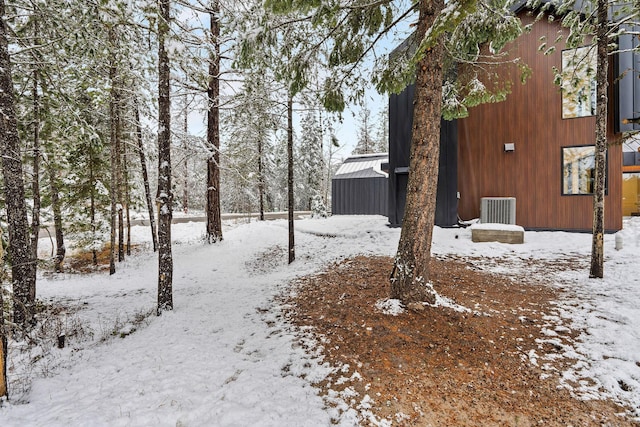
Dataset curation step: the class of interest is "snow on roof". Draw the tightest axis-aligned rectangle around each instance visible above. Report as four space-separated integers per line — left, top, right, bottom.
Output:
334 153 389 180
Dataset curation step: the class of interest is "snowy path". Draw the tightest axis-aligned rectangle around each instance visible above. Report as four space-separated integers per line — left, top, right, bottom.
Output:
1 217 400 426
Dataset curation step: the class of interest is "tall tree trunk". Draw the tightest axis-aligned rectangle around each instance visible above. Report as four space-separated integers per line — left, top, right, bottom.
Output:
0 0 37 327
590 0 608 279
30 70 41 262
157 0 173 314
183 95 189 213
46 154 65 273
287 94 295 264
0 224 7 399
115 81 124 263
258 136 265 221
108 27 118 276
123 139 131 256
206 0 223 243
89 146 98 266
390 0 445 305
134 98 158 252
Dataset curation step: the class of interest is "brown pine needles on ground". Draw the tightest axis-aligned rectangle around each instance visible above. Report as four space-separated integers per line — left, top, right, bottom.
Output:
285 256 639 426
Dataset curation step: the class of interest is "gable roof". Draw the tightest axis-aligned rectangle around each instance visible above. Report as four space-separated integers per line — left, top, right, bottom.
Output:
334 153 389 180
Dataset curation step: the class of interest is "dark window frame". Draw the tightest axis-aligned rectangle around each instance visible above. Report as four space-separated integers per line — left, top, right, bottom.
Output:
561 145 608 196
560 46 597 120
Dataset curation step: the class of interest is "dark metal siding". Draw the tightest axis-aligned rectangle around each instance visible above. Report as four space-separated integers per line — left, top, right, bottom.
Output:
388 84 459 227
331 176 388 215
615 29 640 133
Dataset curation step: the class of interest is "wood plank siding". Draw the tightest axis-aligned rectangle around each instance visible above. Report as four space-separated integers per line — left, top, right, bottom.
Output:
458 13 622 232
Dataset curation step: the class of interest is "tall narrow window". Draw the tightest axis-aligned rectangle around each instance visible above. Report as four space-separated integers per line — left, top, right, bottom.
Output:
562 146 599 195
561 46 597 118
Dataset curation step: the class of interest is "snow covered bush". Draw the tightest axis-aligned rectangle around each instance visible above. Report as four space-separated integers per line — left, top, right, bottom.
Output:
311 195 328 218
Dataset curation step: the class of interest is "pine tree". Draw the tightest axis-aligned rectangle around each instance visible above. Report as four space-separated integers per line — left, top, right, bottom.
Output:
297 110 324 209
221 70 278 216
259 0 526 304
0 0 37 328
206 0 223 243
353 104 376 155
373 104 389 154
287 93 295 264
157 0 173 314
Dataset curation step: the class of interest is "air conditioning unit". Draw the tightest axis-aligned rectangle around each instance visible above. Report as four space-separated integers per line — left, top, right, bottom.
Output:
480 197 516 224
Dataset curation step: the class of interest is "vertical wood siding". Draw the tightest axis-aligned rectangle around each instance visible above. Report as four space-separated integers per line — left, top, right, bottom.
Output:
458 14 622 231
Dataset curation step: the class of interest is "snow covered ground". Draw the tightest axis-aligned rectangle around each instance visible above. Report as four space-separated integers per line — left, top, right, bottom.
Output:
1 215 639 425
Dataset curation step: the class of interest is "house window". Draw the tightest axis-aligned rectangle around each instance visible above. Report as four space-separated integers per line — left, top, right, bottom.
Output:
562 146 598 194
561 46 597 119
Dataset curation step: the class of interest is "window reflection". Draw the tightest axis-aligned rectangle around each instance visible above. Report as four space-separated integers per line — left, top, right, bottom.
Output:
561 47 597 119
563 146 595 194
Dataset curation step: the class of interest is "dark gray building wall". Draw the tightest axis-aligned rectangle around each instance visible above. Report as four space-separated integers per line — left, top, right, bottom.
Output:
615 31 640 133
623 151 640 166
388 84 459 227
331 177 388 215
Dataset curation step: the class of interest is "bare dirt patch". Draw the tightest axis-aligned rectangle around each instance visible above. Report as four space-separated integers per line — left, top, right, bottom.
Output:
285 256 638 426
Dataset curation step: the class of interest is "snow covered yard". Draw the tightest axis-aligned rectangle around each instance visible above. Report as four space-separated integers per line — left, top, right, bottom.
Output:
1 215 639 425
433 216 640 419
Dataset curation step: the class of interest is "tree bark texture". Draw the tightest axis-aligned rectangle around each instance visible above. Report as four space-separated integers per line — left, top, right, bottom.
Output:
108 27 118 276
0 296 6 398
0 224 7 399
157 0 173 314
115 77 124 263
258 137 265 221
390 0 445 305
287 95 295 264
123 138 131 256
590 0 608 279
206 0 223 243
89 146 98 266
134 98 158 252
30 69 41 262
183 96 189 213
46 153 65 273
0 0 37 327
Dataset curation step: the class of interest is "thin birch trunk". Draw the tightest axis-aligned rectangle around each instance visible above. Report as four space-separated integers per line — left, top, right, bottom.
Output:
590 0 608 278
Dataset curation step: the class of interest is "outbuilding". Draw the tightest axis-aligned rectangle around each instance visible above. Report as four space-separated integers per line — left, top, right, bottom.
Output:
331 153 388 216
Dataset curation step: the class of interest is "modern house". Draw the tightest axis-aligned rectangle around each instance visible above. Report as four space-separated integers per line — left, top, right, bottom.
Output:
331 153 389 216
388 5 640 232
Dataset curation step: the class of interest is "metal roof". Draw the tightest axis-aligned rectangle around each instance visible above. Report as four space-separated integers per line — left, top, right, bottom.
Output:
334 153 389 180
